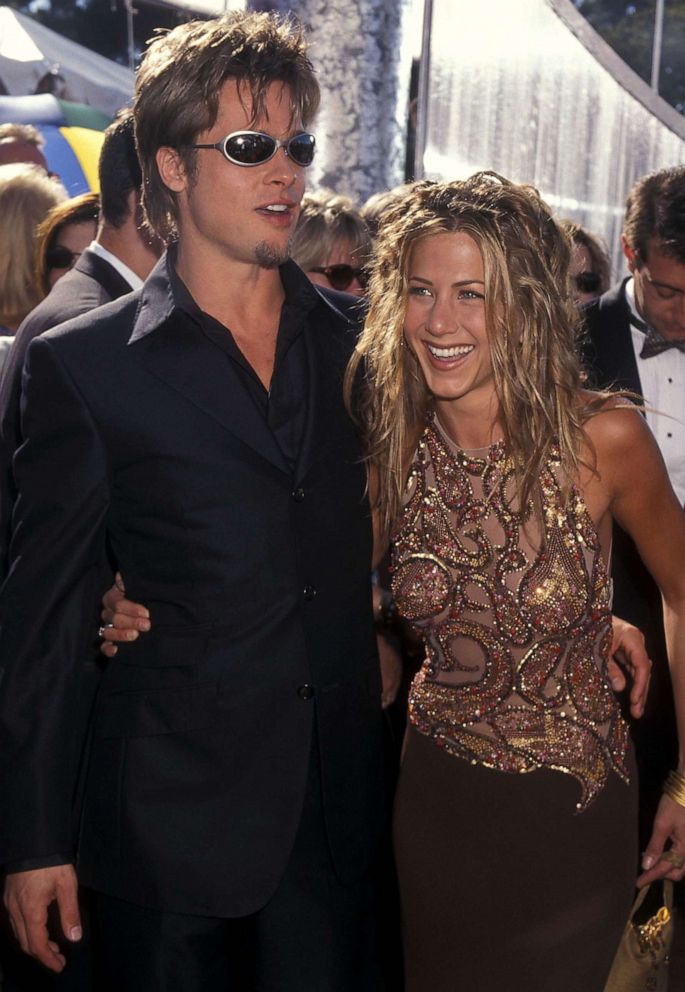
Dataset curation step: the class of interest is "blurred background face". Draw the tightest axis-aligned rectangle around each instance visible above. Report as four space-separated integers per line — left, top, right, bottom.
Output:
569 242 602 305
629 240 685 342
306 237 367 296
47 218 97 287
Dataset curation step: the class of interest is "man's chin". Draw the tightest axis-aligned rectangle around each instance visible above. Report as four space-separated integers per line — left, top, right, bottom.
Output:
255 241 291 270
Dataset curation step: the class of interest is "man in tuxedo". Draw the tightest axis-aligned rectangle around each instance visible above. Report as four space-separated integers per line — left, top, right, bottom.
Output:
583 165 685 845
0 109 162 581
0 13 384 990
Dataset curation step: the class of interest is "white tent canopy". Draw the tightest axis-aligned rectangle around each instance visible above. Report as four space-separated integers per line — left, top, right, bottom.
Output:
0 7 133 117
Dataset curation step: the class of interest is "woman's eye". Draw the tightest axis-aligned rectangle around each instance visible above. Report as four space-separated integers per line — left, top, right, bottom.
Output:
459 289 484 301
408 286 431 297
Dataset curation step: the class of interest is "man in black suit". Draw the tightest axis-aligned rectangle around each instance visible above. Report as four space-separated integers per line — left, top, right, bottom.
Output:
0 108 162 579
583 165 685 846
0 13 384 990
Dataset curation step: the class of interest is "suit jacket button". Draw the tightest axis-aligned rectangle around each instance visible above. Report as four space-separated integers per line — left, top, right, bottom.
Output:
292 487 305 502
298 684 314 700
303 585 317 600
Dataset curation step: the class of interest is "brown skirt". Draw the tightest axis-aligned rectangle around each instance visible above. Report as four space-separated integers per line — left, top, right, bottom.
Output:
393 727 638 992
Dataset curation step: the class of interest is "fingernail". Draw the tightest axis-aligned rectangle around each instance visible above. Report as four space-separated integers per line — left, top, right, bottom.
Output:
140 620 151 631
642 853 655 870
69 926 82 942
126 630 139 641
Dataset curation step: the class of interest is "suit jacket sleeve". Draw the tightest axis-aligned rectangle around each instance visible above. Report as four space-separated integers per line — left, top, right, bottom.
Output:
0 335 110 864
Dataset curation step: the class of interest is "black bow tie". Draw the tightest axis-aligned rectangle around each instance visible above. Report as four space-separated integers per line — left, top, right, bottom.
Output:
630 313 685 359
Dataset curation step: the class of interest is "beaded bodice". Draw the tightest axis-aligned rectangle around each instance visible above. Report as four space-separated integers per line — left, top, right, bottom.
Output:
391 417 630 811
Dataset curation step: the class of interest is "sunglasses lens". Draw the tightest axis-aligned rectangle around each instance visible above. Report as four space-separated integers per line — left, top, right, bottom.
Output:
287 134 316 167
325 266 354 291
46 246 75 270
225 132 277 165
575 271 601 294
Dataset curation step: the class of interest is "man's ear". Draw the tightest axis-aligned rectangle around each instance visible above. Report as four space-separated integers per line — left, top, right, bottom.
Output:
622 233 638 273
156 146 187 194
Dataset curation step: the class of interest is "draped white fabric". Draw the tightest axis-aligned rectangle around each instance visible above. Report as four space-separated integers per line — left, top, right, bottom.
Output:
418 0 685 276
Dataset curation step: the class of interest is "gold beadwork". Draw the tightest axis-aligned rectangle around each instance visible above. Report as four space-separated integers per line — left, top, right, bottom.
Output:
664 770 685 809
391 417 630 812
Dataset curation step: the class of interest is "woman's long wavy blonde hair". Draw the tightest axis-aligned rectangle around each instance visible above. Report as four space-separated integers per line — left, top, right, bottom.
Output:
345 171 591 539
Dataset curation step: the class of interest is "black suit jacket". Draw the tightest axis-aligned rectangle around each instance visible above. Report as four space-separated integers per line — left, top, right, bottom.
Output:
0 256 384 916
0 248 134 576
582 279 642 396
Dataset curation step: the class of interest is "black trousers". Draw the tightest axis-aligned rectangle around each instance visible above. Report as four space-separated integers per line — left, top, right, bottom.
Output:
90 737 384 992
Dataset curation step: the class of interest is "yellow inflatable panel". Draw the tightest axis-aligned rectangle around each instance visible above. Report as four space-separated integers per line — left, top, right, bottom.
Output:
59 126 105 193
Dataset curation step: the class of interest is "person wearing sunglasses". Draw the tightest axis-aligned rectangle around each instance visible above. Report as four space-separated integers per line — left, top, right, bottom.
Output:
34 191 100 295
560 220 610 306
0 12 385 992
291 189 371 297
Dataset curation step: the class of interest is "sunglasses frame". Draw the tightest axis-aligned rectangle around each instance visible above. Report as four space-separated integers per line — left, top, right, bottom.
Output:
309 264 368 292
192 130 316 168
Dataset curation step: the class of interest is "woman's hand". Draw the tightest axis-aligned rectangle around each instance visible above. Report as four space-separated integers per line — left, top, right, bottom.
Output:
638 793 685 887
98 572 150 657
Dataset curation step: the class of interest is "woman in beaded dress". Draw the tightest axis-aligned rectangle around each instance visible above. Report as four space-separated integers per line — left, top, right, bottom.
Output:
346 172 685 991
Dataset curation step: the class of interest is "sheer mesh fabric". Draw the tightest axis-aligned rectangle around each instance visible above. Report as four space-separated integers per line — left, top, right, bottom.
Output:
391 416 630 811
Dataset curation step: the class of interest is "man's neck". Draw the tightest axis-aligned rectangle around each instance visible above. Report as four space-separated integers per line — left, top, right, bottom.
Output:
174 240 286 335
97 223 159 282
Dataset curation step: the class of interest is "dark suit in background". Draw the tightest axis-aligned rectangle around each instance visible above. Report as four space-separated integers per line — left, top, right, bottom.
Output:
583 279 679 847
0 248 133 578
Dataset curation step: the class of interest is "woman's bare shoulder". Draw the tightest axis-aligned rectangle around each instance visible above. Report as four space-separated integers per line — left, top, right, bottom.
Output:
579 389 648 453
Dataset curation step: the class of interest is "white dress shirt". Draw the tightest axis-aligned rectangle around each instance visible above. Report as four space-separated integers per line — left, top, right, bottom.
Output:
625 277 685 505
88 241 144 292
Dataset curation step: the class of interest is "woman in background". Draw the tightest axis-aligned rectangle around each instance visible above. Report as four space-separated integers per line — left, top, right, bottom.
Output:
348 172 685 991
291 189 371 298
34 191 99 296
0 163 65 334
561 219 611 305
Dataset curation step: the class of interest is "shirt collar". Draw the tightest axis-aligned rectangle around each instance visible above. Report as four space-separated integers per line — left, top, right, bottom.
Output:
624 277 646 331
88 240 144 291
127 246 322 346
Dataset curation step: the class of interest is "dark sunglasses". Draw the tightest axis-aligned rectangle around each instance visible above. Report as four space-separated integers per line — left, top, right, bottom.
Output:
192 130 316 168
574 271 601 294
310 264 368 292
46 246 82 270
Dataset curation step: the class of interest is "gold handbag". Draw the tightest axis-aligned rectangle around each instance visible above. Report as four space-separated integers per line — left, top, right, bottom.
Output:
604 880 674 992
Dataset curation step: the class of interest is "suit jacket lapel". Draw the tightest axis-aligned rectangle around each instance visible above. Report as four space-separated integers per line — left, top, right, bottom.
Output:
75 250 133 302
138 313 290 475
597 281 643 395
294 301 356 485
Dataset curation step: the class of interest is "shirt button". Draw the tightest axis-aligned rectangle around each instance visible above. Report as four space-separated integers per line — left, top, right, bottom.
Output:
303 585 317 601
297 684 314 700
292 488 305 502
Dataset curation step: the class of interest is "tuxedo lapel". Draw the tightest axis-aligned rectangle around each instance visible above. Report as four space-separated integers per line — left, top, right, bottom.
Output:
596 281 643 395
138 312 290 474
